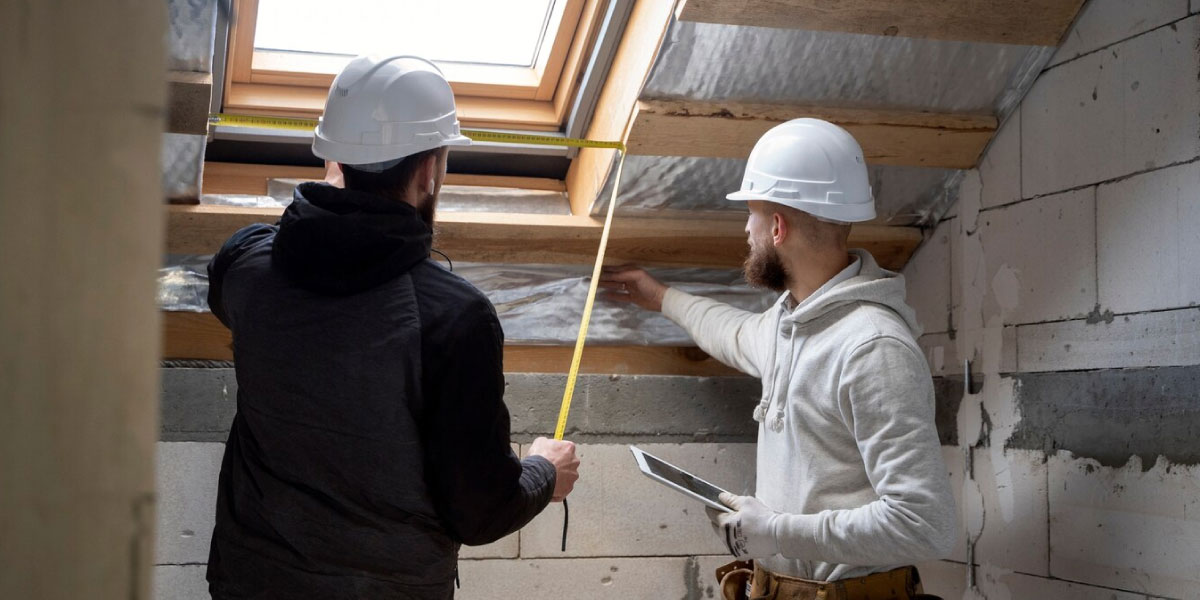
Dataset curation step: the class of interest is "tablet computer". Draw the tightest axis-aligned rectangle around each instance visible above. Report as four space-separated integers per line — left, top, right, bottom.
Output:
629 446 733 513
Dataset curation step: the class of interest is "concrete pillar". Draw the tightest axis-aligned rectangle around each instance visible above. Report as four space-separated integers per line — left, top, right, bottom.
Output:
0 1 166 599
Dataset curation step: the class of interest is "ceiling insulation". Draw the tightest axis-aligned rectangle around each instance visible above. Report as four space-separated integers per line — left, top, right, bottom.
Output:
594 17 1056 228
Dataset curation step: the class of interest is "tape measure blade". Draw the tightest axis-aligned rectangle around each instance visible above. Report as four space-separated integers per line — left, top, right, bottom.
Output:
553 152 625 440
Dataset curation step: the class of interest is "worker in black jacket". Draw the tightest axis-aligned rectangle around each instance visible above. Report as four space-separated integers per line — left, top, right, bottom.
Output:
205 55 580 600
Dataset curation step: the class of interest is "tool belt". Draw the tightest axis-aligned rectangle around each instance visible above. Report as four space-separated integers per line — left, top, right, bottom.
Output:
715 560 942 600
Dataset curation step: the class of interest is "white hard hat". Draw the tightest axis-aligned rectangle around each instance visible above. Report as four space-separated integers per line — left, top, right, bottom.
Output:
726 118 875 223
312 55 471 170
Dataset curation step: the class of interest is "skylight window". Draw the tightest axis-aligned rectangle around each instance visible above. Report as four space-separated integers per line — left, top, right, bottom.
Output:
221 0 599 129
254 0 557 68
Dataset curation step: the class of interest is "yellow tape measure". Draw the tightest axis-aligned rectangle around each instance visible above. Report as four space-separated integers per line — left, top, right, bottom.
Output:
554 153 624 440
208 113 625 151
210 112 624 441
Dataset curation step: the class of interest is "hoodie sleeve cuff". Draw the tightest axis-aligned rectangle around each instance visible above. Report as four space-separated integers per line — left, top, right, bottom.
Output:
774 512 822 560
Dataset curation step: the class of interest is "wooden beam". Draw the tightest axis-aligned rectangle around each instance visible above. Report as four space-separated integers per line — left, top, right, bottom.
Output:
201 162 566 196
677 0 1086 46
162 311 740 376
166 71 212 135
166 204 921 269
627 99 997 169
202 162 325 195
565 0 677 215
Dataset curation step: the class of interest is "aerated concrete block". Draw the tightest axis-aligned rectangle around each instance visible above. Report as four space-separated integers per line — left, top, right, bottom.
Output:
977 187 1097 325
1049 0 1188 67
155 442 224 565
979 108 1021 209
161 368 238 442
1049 452 1200 598
506 374 761 443
519 443 756 558
913 560 967 599
918 327 1016 377
457 557 702 599
972 449 1049 576
977 566 1170 599
1017 307 1200 371
1097 161 1200 314
1023 17 1200 197
903 219 953 336
153 565 209 600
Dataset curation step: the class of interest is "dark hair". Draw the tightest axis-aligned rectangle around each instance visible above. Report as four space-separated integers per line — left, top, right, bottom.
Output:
340 148 441 198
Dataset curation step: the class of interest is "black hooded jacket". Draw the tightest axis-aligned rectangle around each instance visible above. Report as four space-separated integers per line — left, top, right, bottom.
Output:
205 182 555 599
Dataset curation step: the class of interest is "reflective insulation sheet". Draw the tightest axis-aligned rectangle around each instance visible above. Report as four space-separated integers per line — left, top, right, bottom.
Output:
591 20 1056 226
239 179 573 215
167 0 218 72
594 155 960 227
160 256 774 345
163 133 207 203
159 255 212 312
644 20 1055 115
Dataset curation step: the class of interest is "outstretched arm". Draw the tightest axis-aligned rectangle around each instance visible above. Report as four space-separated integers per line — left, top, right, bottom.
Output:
601 266 773 377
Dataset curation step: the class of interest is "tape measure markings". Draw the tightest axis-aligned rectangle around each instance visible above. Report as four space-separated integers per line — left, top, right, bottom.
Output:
554 151 624 440
209 113 624 151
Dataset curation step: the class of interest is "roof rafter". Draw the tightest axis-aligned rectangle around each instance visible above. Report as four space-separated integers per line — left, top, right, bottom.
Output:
627 99 997 169
167 204 921 269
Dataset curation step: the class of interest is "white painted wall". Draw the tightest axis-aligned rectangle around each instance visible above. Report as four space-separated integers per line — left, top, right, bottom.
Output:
904 2 1200 597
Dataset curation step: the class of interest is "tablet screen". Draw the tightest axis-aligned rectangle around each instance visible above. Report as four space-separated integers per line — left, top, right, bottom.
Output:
639 450 727 507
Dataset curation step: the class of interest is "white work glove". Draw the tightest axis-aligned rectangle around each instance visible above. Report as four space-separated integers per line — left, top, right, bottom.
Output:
706 492 781 559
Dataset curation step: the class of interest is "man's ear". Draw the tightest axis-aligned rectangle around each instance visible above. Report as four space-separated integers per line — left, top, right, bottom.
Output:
421 153 440 194
771 212 788 247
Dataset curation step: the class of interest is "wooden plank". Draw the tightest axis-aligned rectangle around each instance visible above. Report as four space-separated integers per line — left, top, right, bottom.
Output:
202 162 325 195
201 162 566 195
162 311 740 376
677 0 1086 46
565 0 677 215
166 204 921 270
166 71 212 135
627 99 997 169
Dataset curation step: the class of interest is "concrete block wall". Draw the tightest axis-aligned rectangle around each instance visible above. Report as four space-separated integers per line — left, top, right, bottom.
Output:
903 2 1200 597
154 369 762 599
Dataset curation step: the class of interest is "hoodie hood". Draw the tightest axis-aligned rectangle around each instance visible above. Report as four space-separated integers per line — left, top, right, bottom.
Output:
779 248 922 337
272 182 432 296
753 248 922 431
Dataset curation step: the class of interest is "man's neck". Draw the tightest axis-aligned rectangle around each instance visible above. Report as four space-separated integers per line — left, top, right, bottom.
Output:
785 250 853 305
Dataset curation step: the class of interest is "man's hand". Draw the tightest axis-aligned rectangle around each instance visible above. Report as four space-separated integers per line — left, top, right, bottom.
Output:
528 437 580 502
706 492 781 559
599 266 668 312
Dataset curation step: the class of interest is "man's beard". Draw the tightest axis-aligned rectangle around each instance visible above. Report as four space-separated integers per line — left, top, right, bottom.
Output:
418 192 437 229
743 242 789 292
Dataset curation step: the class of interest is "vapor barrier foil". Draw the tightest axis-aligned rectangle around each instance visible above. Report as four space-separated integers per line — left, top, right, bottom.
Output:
594 156 960 227
168 0 219 72
163 133 206 203
160 257 774 345
593 20 1055 227
645 20 1054 114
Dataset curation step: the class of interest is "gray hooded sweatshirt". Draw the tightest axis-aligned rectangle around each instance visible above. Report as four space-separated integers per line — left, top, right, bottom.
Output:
662 249 956 581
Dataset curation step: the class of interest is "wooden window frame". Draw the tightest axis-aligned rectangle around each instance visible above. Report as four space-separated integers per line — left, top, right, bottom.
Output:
223 0 605 130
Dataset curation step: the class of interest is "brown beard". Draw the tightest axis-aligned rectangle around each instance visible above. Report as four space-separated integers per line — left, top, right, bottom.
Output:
419 192 437 229
743 242 789 292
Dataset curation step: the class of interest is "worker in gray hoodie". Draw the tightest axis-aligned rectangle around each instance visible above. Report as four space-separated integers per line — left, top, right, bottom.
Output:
601 119 955 600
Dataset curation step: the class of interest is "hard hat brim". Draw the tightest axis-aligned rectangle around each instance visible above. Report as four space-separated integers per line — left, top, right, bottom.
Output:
724 190 876 222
